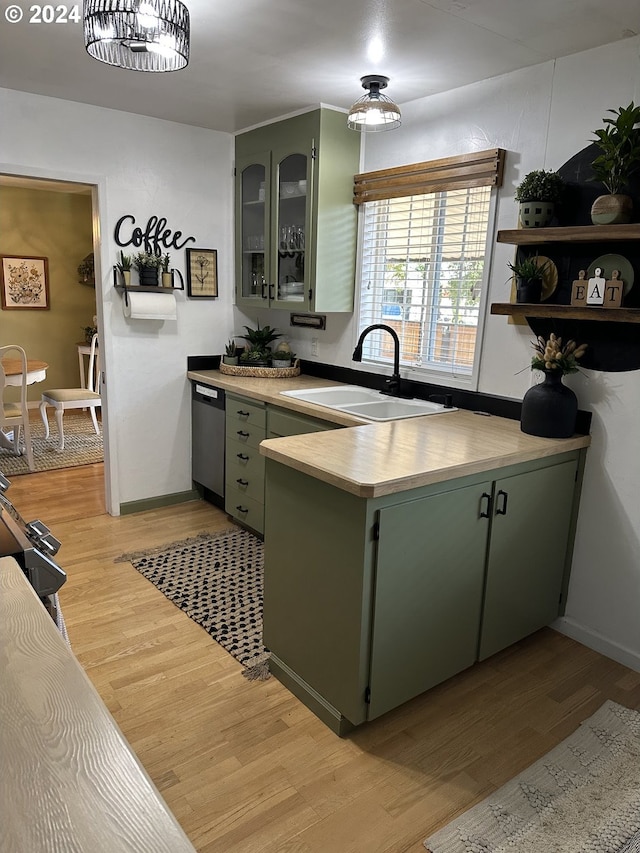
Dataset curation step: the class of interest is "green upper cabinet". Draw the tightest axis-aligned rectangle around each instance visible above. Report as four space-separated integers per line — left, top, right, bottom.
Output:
235 108 361 312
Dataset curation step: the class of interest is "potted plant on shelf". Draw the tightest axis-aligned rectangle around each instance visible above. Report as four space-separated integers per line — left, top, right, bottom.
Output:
515 169 565 228
223 339 239 366
134 251 161 286
239 322 282 366
116 251 132 287
507 256 548 303
521 334 587 438
590 101 640 224
161 253 172 288
271 344 296 368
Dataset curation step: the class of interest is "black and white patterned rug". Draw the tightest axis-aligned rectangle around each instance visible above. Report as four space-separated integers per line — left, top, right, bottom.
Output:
115 528 270 679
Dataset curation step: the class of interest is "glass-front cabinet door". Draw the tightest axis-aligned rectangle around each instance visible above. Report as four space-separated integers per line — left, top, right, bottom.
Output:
272 151 310 307
236 152 270 306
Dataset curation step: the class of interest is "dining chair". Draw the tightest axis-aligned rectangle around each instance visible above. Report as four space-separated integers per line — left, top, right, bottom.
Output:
39 333 101 451
0 345 36 472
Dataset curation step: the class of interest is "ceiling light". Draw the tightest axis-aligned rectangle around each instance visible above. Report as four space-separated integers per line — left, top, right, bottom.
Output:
84 0 190 73
347 75 402 132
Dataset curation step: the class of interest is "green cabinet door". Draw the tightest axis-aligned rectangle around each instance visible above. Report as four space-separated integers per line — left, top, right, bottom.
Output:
368 483 491 721
478 459 578 660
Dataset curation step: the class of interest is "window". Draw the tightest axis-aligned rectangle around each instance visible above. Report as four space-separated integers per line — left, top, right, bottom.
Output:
354 149 504 387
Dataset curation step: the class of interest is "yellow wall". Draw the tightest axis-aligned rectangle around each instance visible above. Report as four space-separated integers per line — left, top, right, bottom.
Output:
1 185 95 402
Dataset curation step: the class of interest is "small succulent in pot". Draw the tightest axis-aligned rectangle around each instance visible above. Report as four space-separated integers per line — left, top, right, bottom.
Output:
507 255 548 304
161 253 171 273
271 347 296 367
222 338 239 365
116 250 132 272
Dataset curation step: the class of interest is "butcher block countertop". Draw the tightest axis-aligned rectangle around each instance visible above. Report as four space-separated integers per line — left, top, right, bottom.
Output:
0 556 195 853
187 369 591 498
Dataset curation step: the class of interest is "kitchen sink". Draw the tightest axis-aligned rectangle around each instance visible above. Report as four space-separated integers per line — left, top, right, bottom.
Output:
280 385 457 421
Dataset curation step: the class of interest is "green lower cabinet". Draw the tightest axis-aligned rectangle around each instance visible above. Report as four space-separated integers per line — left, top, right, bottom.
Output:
478 460 578 660
368 486 490 721
263 450 584 734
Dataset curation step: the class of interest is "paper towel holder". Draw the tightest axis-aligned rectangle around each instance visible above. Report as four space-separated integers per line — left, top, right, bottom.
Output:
113 266 184 308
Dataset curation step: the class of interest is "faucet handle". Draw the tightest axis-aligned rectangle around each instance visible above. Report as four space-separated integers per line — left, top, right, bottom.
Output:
429 393 454 408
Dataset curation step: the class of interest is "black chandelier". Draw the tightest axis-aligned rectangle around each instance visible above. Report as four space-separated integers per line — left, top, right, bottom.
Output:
83 0 190 73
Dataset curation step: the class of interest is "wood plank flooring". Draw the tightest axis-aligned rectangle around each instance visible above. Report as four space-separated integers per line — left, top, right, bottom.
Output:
6 464 640 852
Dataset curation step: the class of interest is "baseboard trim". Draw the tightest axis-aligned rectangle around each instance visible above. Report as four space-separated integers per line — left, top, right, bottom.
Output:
119 490 200 516
553 616 640 673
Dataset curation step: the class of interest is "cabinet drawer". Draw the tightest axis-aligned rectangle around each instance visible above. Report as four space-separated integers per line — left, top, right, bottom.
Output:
226 455 265 503
226 439 265 481
226 419 265 450
226 486 264 535
226 396 267 431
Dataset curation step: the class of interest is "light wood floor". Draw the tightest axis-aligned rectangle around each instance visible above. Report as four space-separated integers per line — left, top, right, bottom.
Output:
6 464 640 853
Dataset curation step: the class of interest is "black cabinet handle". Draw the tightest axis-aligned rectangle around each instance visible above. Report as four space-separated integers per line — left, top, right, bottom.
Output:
236 478 249 486
237 410 250 417
237 430 250 438
479 492 492 518
269 283 275 300
496 490 508 516
236 453 249 461
235 505 248 514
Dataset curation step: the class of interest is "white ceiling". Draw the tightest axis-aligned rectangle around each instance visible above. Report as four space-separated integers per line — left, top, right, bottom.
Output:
1 0 639 134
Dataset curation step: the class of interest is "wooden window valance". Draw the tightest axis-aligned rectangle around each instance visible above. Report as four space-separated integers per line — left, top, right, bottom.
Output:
353 148 505 205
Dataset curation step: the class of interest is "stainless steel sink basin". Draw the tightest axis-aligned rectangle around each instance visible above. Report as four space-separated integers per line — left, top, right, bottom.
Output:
280 385 457 421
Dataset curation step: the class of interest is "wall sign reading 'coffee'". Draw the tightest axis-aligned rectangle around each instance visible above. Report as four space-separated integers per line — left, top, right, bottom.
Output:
114 215 196 256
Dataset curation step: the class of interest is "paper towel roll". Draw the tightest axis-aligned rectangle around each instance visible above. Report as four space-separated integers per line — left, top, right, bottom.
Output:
123 290 177 321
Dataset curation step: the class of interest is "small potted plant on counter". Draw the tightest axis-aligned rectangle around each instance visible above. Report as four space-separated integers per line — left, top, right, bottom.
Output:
507 255 548 303
223 339 239 366
515 169 564 227
134 251 161 286
271 343 296 368
239 321 281 366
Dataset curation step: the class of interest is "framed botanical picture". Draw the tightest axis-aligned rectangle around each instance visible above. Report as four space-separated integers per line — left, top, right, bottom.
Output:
186 248 218 298
1 255 50 310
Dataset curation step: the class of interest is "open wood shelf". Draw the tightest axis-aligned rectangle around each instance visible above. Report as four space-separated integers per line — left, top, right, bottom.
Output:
491 303 640 323
497 224 640 245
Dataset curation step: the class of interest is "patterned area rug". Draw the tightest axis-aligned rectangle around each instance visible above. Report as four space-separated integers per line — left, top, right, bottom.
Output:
115 528 270 680
0 414 103 476
425 700 640 853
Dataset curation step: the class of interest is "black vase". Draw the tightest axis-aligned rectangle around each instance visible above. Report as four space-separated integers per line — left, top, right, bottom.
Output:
516 276 543 303
520 370 578 438
139 267 159 286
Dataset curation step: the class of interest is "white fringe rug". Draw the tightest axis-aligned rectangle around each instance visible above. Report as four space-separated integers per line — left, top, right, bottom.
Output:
425 700 640 853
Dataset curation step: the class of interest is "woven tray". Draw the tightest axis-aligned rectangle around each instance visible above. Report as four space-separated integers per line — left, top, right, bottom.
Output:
219 359 301 378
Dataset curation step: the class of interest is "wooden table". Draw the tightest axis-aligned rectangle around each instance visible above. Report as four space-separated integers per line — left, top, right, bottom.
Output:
0 555 196 852
2 358 48 386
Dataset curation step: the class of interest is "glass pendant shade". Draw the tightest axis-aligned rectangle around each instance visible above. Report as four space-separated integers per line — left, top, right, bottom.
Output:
84 0 190 72
347 75 402 132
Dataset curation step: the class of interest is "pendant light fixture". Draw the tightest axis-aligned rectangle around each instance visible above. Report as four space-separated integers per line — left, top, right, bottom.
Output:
347 75 402 132
84 0 190 73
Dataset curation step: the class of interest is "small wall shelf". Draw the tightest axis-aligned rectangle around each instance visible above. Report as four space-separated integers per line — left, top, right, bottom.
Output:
497 224 640 245
491 303 640 323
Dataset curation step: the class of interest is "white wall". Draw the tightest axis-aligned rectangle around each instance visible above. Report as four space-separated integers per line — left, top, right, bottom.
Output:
0 88 234 510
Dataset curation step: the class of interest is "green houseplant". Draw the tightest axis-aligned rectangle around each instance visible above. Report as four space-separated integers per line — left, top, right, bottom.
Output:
271 347 296 368
590 101 640 224
239 322 281 366
116 251 132 287
134 251 161 286
515 170 564 228
507 255 548 303
223 338 238 366
161 253 172 288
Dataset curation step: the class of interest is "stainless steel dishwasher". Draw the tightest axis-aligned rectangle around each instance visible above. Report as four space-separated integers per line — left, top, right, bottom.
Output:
191 382 225 508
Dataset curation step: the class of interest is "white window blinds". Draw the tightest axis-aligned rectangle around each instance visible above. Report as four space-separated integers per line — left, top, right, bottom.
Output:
355 150 503 385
